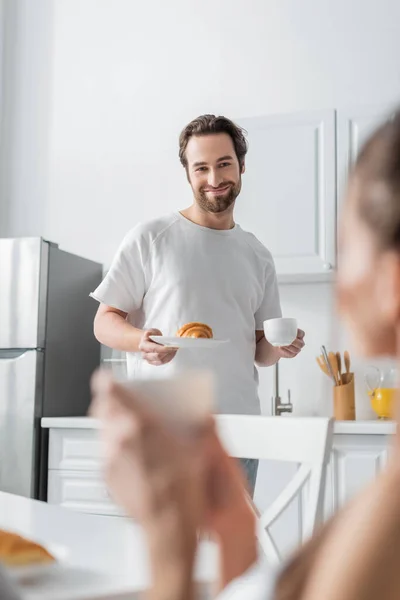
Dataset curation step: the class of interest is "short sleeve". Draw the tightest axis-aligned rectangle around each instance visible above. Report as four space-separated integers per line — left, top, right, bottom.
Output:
254 259 282 330
90 227 149 314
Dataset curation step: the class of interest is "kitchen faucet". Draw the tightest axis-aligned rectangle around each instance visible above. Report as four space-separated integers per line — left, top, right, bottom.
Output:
271 361 293 416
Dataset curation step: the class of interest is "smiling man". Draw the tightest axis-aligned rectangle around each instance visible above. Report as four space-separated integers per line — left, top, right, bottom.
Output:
91 114 305 492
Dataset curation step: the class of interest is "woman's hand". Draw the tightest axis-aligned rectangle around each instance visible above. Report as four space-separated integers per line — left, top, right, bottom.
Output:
90 370 258 597
90 371 212 600
203 436 258 589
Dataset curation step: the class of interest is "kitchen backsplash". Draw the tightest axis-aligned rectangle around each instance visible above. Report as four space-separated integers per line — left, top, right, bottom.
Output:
260 281 396 420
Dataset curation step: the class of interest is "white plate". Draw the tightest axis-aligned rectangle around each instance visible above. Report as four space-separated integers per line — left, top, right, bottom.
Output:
150 336 229 349
12 565 140 599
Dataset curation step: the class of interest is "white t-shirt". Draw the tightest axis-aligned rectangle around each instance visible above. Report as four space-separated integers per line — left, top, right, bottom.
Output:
92 212 281 414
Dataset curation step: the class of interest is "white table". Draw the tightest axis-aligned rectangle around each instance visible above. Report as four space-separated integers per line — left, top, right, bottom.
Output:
0 492 217 599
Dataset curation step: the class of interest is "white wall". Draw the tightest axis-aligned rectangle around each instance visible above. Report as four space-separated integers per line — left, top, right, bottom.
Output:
3 0 400 416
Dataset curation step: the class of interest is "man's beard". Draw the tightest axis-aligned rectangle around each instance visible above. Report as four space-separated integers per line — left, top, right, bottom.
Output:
195 179 242 214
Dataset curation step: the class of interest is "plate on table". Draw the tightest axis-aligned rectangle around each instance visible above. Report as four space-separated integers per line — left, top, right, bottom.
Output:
149 336 229 349
12 566 140 600
6 544 139 599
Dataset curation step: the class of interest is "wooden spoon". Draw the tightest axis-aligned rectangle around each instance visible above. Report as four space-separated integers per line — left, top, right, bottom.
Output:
344 350 351 374
336 352 342 384
329 351 341 386
316 356 331 378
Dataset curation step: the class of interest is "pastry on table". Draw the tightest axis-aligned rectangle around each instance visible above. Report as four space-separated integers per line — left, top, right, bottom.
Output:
0 529 55 567
176 322 213 339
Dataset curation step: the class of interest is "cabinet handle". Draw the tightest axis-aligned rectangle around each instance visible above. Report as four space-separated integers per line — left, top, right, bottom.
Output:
323 263 333 271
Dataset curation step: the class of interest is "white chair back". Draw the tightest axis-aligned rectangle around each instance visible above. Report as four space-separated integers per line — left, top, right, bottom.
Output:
216 415 333 564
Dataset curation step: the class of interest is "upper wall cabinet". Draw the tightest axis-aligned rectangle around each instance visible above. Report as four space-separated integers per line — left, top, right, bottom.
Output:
235 110 336 283
336 105 393 205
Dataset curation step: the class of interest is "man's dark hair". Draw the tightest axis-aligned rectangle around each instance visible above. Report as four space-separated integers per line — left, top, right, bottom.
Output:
179 114 248 169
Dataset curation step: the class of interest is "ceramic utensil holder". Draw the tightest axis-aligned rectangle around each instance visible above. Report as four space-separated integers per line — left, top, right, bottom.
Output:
333 373 355 420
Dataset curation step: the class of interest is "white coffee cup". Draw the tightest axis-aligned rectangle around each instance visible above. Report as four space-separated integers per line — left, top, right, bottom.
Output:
121 370 215 431
263 317 298 347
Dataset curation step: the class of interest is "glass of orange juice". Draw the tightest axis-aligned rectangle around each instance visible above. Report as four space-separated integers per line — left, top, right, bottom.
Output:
365 366 398 419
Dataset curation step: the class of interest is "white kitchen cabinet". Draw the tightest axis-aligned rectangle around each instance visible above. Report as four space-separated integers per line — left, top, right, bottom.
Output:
46 424 124 518
43 419 395 560
235 110 336 283
336 104 394 204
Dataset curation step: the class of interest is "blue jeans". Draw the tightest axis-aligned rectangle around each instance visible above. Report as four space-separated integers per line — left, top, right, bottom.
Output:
238 458 259 498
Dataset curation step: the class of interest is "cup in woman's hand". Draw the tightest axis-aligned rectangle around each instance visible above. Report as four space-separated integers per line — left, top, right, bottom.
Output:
122 370 215 432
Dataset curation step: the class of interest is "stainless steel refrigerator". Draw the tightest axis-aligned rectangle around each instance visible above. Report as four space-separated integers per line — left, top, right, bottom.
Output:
0 238 103 500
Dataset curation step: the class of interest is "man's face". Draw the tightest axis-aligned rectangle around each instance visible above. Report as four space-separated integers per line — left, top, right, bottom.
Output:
184 133 243 214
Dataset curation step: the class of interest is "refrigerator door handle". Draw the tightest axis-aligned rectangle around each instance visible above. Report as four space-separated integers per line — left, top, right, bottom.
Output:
0 238 48 349
0 350 43 497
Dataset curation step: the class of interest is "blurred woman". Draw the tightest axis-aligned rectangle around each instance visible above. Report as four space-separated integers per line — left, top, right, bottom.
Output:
91 110 400 600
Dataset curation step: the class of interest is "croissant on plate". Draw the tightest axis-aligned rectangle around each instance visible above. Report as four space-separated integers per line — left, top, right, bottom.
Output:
0 529 55 567
176 322 213 339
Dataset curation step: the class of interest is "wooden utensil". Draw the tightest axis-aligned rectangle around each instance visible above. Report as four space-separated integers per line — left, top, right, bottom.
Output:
336 352 342 384
316 356 331 378
344 350 351 374
329 351 341 386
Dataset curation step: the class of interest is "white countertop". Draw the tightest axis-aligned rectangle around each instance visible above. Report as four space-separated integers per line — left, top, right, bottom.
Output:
0 492 216 599
42 417 99 429
333 420 396 435
41 416 397 435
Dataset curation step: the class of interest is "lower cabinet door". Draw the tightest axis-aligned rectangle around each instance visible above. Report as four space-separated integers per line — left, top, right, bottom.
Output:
48 470 125 517
331 435 389 509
